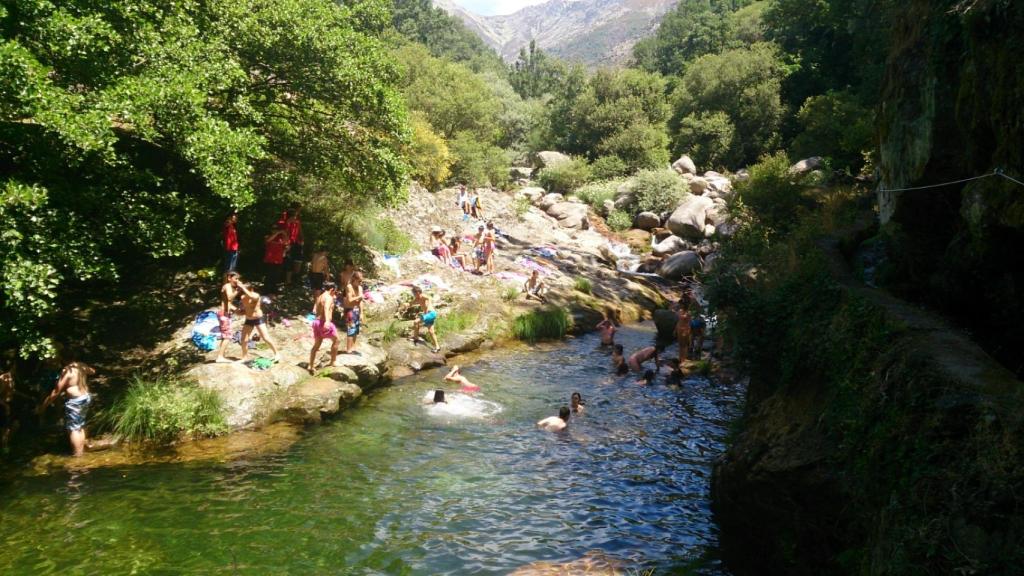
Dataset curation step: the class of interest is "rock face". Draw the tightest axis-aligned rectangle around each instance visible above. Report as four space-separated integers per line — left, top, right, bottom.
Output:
671 154 698 175
281 378 362 424
658 250 701 279
537 192 564 210
789 156 824 175
536 151 571 168
652 235 689 257
634 211 661 230
666 195 715 239
547 202 590 230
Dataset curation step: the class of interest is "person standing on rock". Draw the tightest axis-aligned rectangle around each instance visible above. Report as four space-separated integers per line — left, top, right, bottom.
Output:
37 361 94 457
223 210 239 273
470 189 485 220
337 261 356 294
309 281 340 375
481 221 497 275
284 204 304 287
410 286 441 353
263 223 289 294
237 282 281 364
343 271 364 355
216 271 241 363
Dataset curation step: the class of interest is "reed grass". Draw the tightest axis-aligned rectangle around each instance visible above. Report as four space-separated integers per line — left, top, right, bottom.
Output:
511 306 572 343
104 376 228 444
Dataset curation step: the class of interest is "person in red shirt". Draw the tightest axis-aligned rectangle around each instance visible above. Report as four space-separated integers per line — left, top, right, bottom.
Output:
263 223 289 294
284 204 304 287
223 211 239 272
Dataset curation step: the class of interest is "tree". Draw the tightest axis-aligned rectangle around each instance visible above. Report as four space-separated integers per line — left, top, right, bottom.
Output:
509 41 568 99
391 0 505 73
632 0 759 75
0 0 409 358
407 113 453 190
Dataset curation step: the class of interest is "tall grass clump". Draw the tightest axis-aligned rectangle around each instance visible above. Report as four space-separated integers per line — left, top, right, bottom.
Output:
434 310 476 338
106 377 228 444
573 277 593 294
502 287 521 302
512 306 572 343
379 319 405 344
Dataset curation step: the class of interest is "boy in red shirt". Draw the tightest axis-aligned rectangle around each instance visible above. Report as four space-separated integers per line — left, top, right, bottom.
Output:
223 211 239 272
284 204 304 287
263 224 289 294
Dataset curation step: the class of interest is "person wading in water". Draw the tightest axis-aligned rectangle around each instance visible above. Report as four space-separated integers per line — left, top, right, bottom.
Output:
37 361 95 456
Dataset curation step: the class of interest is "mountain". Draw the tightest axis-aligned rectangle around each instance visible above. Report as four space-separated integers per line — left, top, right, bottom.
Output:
432 0 677 66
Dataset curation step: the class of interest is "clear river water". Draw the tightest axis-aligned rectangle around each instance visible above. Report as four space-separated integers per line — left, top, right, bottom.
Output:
0 322 742 575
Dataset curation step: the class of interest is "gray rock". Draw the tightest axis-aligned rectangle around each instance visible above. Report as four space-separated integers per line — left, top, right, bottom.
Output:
671 155 698 176
537 151 571 168
704 223 717 238
653 309 678 340
537 192 564 210
517 186 545 203
705 176 733 198
735 169 750 182
652 235 690 257
601 199 616 216
547 202 590 230
635 211 661 230
281 378 362 424
510 166 534 179
706 204 730 227
666 194 715 239
716 221 739 238
789 156 824 175
688 177 709 195
659 250 702 280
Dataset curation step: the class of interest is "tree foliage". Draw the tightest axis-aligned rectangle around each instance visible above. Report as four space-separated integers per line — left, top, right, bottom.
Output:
0 0 409 358
391 0 505 73
509 41 568 100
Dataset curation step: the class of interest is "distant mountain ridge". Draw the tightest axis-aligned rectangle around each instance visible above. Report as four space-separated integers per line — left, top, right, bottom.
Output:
432 0 676 65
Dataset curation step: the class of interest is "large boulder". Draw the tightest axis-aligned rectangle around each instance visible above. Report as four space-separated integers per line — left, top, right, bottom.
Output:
671 155 698 176
280 378 362 424
706 204 731 227
666 195 715 239
634 211 661 231
658 250 702 280
536 151 571 168
612 181 635 210
688 177 709 195
188 362 272 429
547 202 590 230
653 309 679 341
516 186 545 203
652 235 690 257
789 156 824 176
510 166 534 180
537 192 564 210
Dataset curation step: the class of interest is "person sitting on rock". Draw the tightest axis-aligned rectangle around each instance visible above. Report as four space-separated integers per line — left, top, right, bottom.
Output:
237 282 281 364
308 281 340 374
444 365 479 392
537 406 570 432
429 227 451 266
469 189 485 220
523 270 547 302
627 345 661 373
449 237 472 271
410 286 441 353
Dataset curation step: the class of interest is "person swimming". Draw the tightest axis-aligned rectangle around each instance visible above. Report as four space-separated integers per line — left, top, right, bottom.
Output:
537 406 571 432
429 389 446 404
612 344 626 372
444 365 480 392
422 389 502 419
570 392 585 415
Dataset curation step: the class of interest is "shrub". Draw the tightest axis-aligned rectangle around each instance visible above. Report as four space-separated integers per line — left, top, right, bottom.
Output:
792 90 873 174
105 377 228 444
449 131 510 189
607 209 632 231
434 309 476 338
512 306 572 343
359 216 414 255
736 151 810 233
502 287 520 302
590 156 630 180
537 157 592 194
573 277 593 294
595 121 671 172
631 169 687 214
575 181 619 214
675 111 736 170
513 196 531 220
408 112 452 190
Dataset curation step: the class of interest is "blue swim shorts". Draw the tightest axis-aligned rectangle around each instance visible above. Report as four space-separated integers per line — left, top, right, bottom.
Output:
420 310 437 327
65 394 92 432
345 307 361 337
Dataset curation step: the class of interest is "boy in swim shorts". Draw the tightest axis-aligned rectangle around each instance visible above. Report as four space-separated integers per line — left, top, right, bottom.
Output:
410 286 441 353
215 272 240 363
237 282 280 364
308 282 340 374
343 271 364 354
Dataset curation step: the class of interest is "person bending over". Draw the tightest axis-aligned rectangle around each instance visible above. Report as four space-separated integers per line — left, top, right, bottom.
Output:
444 365 479 392
627 346 661 373
537 406 571 432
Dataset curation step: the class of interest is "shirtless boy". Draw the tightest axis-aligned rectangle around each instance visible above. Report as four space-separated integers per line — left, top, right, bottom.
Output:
343 271 364 354
308 281 340 374
410 286 441 353
523 270 547 302
537 406 570 432
37 361 94 456
627 346 660 373
444 365 479 392
215 272 240 363
596 307 618 346
308 246 330 294
237 282 280 363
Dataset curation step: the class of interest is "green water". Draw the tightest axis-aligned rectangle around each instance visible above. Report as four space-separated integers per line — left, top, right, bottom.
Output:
0 323 742 574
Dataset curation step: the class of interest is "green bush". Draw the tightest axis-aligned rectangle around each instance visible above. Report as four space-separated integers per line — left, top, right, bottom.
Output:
513 196 531 220
675 111 736 170
512 306 572 343
378 319 405 344
575 181 620 214
537 158 593 194
792 90 873 174
631 169 687 214
105 377 228 444
359 216 414 255
736 151 810 233
449 131 510 188
434 309 476 338
573 277 593 294
595 121 671 172
590 156 630 180
607 210 633 231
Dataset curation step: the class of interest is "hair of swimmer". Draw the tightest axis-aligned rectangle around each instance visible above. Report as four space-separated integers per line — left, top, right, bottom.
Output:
643 369 655 382
559 406 571 421
571 391 584 405
613 344 624 354
433 389 446 403
616 363 629 375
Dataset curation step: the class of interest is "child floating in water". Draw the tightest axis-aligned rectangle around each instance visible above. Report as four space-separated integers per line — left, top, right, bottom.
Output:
444 365 480 392
537 406 570 432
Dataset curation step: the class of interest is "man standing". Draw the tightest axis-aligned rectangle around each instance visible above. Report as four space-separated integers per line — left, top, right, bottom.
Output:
343 271 364 355
37 361 94 456
215 271 240 363
263 224 289 294
308 245 330 295
410 286 441 353
309 281 340 374
223 211 239 272
284 204 304 287
236 281 281 363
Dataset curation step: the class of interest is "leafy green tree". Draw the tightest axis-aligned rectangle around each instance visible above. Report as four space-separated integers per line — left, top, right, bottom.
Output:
632 0 759 74
670 42 790 168
537 158 593 194
408 113 453 190
448 131 510 188
391 0 505 73
792 90 873 172
0 0 409 358
735 151 810 233
509 41 569 99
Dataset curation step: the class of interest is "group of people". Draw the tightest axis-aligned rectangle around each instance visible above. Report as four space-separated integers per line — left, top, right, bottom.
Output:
429 221 498 276
222 203 306 295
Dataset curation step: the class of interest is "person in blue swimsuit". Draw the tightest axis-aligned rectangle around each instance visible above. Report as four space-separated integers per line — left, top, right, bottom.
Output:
410 286 441 353
37 361 95 456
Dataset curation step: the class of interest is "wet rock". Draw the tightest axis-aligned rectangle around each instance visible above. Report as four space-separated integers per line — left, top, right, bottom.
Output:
666 195 714 239
658 250 702 280
652 234 689 257
536 151 571 168
280 377 362 424
547 202 590 230
671 154 698 176
634 211 661 230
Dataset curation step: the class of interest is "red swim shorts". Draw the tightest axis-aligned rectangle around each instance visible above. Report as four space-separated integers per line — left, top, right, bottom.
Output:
312 319 337 340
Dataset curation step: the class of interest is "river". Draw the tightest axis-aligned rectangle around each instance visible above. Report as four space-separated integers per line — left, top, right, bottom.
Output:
0 322 742 575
